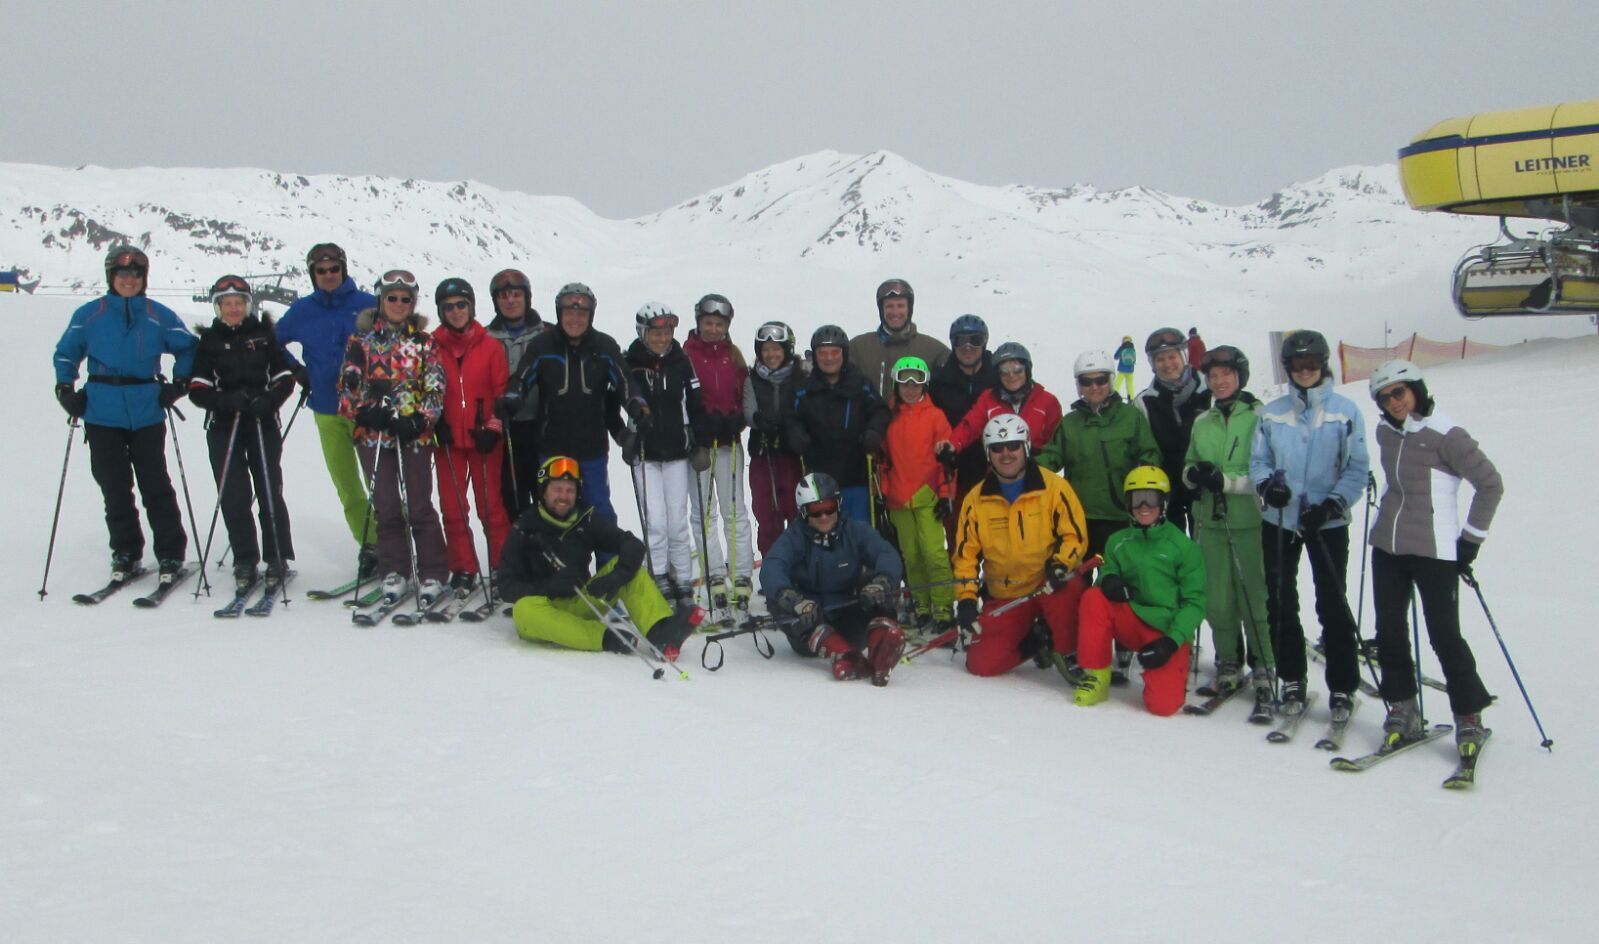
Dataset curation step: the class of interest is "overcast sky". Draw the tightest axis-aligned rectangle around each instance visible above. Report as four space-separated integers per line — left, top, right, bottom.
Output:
5 1 1592 218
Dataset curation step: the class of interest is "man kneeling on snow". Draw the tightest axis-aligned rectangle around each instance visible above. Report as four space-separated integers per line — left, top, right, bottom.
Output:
500 456 699 656
759 472 907 685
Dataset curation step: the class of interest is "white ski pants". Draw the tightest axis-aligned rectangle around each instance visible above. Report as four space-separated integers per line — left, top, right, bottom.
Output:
691 444 754 580
631 459 696 584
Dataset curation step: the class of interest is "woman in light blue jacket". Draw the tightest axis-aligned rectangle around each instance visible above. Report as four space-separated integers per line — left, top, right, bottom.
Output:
1248 330 1369 722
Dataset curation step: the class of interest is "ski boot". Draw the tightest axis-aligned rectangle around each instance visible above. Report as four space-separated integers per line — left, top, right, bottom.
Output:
1073 667 1112 707
233 562 259 593
865 617 907 687
710 577 730 614
417 578 447 607
1051 651 1084 687
675 584 699 618
263 561 288 587
1019 618 1052 669
1382 696 1424 748
1248 669 1276 724
1214 660 1245 694
731 575 753 611
381 572 411 604
1277 679 1308 718
157 558 185 587
448 571 478 597
111 550 141 582
647 608 703 660
1454 712 1487 753
1111 644 1133 686
809 625 869 681
1328 691 1355 725
357 545 379 581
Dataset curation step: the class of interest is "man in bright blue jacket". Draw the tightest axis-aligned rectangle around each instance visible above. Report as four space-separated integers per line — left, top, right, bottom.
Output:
1249 330 1370 716
274 243 378 574
53 245 198 582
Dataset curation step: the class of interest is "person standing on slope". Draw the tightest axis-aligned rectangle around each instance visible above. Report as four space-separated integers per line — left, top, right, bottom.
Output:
501 457 700 657
760 473 907 684
1072 466 1206 716
683 293 756 611
624 303 705 613
743 320 805 557
53 245 197 585
276 243 379 578
937 341 1061 469
337 270 450 604
515 282 644 526
1249 330 1369 721
430 277 511 595
1182 345 1274 714
929 314 997 550
952 414 1092 679
848 278 950 399
186 275 298 589
1113 335 1137 401
484 268 546 517
785 325 890 523
1366 360 1502 752
879 356 956 635
1134 326 1211 535
1186 327 1206 370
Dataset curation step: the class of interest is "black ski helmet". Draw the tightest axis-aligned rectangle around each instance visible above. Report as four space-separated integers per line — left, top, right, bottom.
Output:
1199 345 1250 389
949 313 988 347
1144 327 1186 366
754 321 797 362
1280 330 1331 374
435 277 475 310
875 278 914 319
694 293 734 323
809 324 850 365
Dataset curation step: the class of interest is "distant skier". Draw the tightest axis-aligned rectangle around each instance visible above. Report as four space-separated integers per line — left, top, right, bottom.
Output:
1133 326 1211 535
1113 335 1137 400
53 245 197 585
849 278 950 399
1186 327 1206 369
1366 360 1502 751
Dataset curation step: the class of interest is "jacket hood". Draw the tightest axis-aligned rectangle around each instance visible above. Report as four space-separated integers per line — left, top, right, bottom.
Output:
313 276 361 307
486 309 544 333
1070 392 1125 415
626 336 686 366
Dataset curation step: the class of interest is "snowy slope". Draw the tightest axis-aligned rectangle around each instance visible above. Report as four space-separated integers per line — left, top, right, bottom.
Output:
2 294 1591 943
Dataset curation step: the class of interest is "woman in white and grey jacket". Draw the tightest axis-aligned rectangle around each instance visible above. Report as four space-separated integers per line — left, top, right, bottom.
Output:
1367 360 1502 750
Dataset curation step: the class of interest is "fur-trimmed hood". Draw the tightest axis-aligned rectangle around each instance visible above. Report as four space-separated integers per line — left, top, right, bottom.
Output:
356 306 430 334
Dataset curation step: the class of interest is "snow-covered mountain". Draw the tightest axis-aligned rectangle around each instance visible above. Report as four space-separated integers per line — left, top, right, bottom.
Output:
0 151 1570 359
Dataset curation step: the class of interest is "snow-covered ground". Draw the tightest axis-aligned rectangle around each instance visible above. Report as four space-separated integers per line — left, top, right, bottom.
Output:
3 294 1591 943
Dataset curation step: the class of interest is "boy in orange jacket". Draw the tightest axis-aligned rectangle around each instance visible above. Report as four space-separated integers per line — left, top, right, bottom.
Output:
879 356 956 632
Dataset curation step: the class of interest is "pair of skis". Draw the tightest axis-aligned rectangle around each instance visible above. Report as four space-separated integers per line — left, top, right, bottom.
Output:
1332 725 1490 789
73 565 195 608
213 570 295 618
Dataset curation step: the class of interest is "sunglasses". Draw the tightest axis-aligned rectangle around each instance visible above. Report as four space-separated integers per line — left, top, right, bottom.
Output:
313 265 343 277
952 333 985 349
894 368 929 385
1078 374 1111 387
1289 359 1322 373
1127 488 1164 510
998 364 1027 377
987 441 1025 454
383 294 413 304
493 285 525 297
805 500 840 519
1375 385 1409 405
111 266 145 279
756 323 791 343
441 299 472 314
697 298 733 320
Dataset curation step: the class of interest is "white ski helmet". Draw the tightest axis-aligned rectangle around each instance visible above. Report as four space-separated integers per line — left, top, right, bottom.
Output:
982 413 1032 456
1368 359 1424 398
635 302 679 339
1074 350 1116 378
794 472 841 510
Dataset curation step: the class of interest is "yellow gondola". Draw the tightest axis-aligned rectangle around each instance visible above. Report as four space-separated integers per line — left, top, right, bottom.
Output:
1399 99 1599 318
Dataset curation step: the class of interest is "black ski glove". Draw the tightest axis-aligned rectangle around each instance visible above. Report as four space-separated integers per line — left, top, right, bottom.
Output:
933 497 953 520
1189 461 1224 494
1137 635 1178 670
1455 537 1481 574
861 429 884 454
689 447 711 473
624 396 648 424
778 589 820 629
754 410 782 435
55 383 87 418
1099 574 1134 603
1259 474 1291 510
391 414 426 444
586 567 630 599
472 427 501 453
936 443 958 474
859 574 894 609
1046 561 1073 592
218 389 252 413
494 392 522 421
160 379 189 408
355 404 392 431
433 418 453 445
787 429 811 455
956 598 980 631
1299 497 1344 533
248 394 277 419
543 569 581 599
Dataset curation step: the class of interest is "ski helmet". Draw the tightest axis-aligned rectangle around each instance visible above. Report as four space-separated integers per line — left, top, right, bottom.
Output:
1144 327 1186 366
306 243 346 269
949 313 989 348
1280 330 1330 374
434 277 475 318
1074 350 1116 379
104 244 149 291
1123 464 1171 523
1368 359 1423 398
795 472 841 510
992 341 1032 371
635 302 679 339
1200 345 1250 389
374 269 419 299
891 355 931 386
754 321 796 361
809 324 850 363
875 278 914 319
538 455 583 489
489 268 533 317
554 282 596 314
982 413 1032 456
694 293 734 323
209 274 252 318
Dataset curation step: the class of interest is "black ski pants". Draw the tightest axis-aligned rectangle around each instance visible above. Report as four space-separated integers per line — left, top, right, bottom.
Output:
500 417 540 520
206 414 294 568
1262 523 1359 694
783 602 894 656
1371 548 1492 715
86 421 186 563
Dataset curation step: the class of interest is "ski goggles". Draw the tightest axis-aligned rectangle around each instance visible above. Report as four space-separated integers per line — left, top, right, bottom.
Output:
997 363 1027 377
755 323 792 343
1127 488 1165 510
1146 329 1184 354
557 296 595 313
696 297 733 319
541 456 582 484
307 243 346 266
1078 373 1112 387
376 270 419 293
804 499 840 519
952 333 985 349
210 275 251 298
893 365 929 385
640 312 679 330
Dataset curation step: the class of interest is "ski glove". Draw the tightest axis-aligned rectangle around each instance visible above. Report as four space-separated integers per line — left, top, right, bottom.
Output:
1137 635 1178 670
754 410 782 435
1259 474 1292 510
218 389 252 414
933 497 953 521
1299 497 1343 533
778 590 820 628
494 392 522 421
861 429 884 454
956 598 980 631
1045 562 1073 592
624 397 648 423
787 429 812 456
543 569 581 599
936 442 958 474
689 447 711 473
1455 537 1481 574
355 404 393 431
248 395 277 419
433 418 453 445
391 414 426 444
1099 574 1134 603
160 379 189 409
859 574 895 609
55 383 87 419
1188 461 1223 494
586 567 631 599
472 427 501 453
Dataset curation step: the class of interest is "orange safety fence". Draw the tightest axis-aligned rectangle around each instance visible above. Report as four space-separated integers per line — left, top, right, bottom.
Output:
1339 334 1508 383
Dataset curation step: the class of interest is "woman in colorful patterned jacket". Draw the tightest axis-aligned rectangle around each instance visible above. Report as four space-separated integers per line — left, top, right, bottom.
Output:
338 270 449 605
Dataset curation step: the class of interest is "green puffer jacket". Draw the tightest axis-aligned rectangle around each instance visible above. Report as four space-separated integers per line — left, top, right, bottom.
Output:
1182 393 1264 530
1101 520 1207 645
1035 396 1160 521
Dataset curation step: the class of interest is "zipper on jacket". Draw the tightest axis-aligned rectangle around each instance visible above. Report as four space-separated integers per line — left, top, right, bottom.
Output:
1388 431 1407 548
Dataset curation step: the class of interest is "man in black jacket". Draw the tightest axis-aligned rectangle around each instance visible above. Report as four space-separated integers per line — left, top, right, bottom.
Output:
928 313 995 549
501 456 698 655
785 325 890 523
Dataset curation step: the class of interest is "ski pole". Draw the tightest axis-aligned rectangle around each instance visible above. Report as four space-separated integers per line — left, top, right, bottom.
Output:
38 417 80 600
558 560 686 680
255 416 292 605
905 559 1101 662
280 385 309 442
1460 571 1553 750
1356 472 1375 637
1411 590 1425 721
1271 515 1287 703
471 449 499 605
701 615 778 671
697 441 718 614
729 436 743 607
166 406 213 596
194 411 243 600
632 432 656 580
393 434 425 617
504 420 523 516
352 438 384 606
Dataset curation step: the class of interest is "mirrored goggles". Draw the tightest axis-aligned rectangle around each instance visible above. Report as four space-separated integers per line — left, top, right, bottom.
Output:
1127 488 1165 510
755 323 791 343
543 457 582 482
804 499 840 519
211 276 251 297
697 297 733 319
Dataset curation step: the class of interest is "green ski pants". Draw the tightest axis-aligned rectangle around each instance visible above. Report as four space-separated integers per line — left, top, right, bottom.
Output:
1198 525 1273 668
316 413 375 548
888 487 954 621
513 560 673 651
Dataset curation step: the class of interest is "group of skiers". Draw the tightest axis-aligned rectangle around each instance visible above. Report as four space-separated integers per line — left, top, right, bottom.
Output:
51 244 1504 753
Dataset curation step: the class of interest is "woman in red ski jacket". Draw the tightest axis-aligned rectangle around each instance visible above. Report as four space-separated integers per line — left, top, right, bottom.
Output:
941 342 1061 457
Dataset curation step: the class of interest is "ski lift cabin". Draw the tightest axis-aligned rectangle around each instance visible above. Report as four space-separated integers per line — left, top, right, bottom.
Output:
1399 99 1599 319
